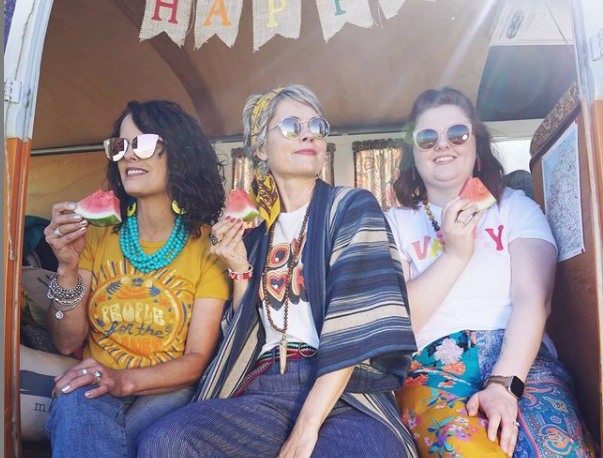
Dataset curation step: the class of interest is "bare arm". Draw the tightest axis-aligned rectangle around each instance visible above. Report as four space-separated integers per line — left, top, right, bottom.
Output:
47 268 92 354
210 217 250 313
278 366 355 458
404 197 482 331
467 238 556 456
44 201 91 354
55 297 225 398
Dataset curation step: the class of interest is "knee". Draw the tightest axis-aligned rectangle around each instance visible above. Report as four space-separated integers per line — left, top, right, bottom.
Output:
137 420 178 457
46 386 122 435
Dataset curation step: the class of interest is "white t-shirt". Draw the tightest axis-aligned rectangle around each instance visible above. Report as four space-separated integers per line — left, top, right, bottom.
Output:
385 187 557 351
259 204 320 354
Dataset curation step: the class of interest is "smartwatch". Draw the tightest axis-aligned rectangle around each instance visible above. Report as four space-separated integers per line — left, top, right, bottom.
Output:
484 375 525 399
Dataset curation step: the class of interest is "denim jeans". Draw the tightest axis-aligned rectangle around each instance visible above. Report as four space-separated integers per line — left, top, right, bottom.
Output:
45 384 196 458
138 354 408 457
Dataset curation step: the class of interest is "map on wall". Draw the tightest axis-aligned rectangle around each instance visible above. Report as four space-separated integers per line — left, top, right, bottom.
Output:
542 121 585 262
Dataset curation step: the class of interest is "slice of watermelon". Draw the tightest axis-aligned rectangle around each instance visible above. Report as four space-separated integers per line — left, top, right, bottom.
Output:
224 189 261 222
458 177 496 212
76 190 122 227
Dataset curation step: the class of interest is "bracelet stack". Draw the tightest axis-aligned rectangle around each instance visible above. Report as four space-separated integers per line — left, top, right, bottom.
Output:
46 273 86 320
228 265 253 281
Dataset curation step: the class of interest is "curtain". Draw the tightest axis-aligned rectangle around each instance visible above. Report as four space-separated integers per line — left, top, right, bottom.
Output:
231 143 336 192
353 139 404 211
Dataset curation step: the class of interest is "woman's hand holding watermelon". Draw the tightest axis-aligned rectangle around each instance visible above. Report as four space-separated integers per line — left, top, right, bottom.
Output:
45 201 88 270
440 196 483 262
209 216 249 272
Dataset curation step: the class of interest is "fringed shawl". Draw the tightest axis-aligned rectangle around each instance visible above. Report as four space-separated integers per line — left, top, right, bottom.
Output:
194 180 417 455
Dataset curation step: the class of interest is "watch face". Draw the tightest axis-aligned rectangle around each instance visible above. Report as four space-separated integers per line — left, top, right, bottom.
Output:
509 376 525 398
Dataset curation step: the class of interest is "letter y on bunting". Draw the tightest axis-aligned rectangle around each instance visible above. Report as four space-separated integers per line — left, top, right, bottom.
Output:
140 0 193 46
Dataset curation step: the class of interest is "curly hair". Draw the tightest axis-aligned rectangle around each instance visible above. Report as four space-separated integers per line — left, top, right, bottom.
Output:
106 100 225 238
394 87 504 209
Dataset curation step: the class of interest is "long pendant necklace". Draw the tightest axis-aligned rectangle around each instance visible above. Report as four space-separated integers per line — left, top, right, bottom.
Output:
261 197 313 375
423 199 444 243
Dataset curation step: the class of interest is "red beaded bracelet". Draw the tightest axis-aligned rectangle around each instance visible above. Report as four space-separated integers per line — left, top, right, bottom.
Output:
228 266 253 281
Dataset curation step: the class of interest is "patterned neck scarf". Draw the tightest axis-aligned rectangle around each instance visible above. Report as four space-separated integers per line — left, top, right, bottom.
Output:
250 88 283 231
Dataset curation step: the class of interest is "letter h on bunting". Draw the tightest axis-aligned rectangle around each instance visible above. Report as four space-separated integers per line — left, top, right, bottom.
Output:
140 0 193 46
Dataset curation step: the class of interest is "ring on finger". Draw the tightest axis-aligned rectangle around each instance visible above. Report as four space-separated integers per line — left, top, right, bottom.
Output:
93 370 102 384
81 368 88 376
209 233 220 246
54 227 64 238
512 420 520 428
455 219 466 225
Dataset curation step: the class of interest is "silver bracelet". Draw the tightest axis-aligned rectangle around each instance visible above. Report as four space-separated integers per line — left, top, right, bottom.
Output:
47 273 86 320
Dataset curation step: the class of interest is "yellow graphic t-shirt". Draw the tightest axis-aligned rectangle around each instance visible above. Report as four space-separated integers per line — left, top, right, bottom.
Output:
79 225 230 369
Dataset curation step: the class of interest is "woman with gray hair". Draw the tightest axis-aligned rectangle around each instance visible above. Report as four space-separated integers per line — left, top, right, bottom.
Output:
138 85 418 458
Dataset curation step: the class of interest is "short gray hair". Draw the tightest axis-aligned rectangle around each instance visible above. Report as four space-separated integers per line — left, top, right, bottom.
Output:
242 85 324 164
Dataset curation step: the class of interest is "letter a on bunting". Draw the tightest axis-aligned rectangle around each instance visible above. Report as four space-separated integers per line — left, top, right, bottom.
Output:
252 0 301 51
195 0 244 48
315 0 373 42
140 0 193 46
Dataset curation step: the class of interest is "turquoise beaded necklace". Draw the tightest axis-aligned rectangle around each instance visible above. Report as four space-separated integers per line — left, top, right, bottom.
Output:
120 215 189 273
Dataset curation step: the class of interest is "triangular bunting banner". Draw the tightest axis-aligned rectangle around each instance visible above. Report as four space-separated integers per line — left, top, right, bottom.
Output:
252 0 302 51
378 0 407 20
195 0 244 48
140 0 193 47
315 0 373 42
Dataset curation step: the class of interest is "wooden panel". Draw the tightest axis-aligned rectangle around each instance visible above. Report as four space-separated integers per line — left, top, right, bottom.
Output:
26 151 107 220
531 107 602 442
4 137 30 458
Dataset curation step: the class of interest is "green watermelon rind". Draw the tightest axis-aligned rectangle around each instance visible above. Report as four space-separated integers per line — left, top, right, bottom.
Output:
75 207 122 227
224 209 261 222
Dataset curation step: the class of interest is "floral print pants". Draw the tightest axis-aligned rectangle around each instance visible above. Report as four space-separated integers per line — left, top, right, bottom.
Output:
398 330 597 458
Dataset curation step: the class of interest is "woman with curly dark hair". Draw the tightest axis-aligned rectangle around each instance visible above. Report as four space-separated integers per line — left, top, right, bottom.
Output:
43 100 230 458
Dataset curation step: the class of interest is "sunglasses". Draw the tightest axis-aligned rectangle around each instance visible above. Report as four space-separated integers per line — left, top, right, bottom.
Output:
103 134 163 162
269 117 330 140
413 124 472 151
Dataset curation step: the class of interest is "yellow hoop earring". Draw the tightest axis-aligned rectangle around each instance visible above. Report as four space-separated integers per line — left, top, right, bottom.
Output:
127 201 137 217
171 200 187 215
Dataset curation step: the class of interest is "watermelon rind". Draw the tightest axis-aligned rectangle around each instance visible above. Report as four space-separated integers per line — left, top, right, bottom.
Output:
224 209 261 222
75 207 122 227
474 195 496 212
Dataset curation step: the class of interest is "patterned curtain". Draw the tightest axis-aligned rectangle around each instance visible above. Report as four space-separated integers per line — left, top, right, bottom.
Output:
231 143 336 192
353 139 404 210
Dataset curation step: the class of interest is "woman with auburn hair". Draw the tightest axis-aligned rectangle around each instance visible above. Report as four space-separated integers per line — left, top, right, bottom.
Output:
138 85 418 458
44 100 230 458
386 87 596 457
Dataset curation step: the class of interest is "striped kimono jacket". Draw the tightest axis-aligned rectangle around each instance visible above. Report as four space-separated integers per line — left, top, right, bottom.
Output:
194 180 418 456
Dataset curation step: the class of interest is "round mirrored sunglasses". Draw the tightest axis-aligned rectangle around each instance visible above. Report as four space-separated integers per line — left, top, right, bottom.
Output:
103 134 163 162
413 124 472 151
269 117 330 140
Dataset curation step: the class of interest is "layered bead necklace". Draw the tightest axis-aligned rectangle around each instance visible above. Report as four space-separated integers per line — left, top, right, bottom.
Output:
261 193 313 375
423 198 444 243
120 215 189 273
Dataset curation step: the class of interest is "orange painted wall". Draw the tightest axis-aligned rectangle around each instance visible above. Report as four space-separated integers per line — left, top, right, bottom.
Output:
4 137 31 458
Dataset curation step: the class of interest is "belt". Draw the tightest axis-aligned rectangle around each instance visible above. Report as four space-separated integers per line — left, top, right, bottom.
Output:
233 343 318 397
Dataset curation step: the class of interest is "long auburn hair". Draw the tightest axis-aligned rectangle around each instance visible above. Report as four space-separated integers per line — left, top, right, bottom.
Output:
394 88 504 209
106 100 225 238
